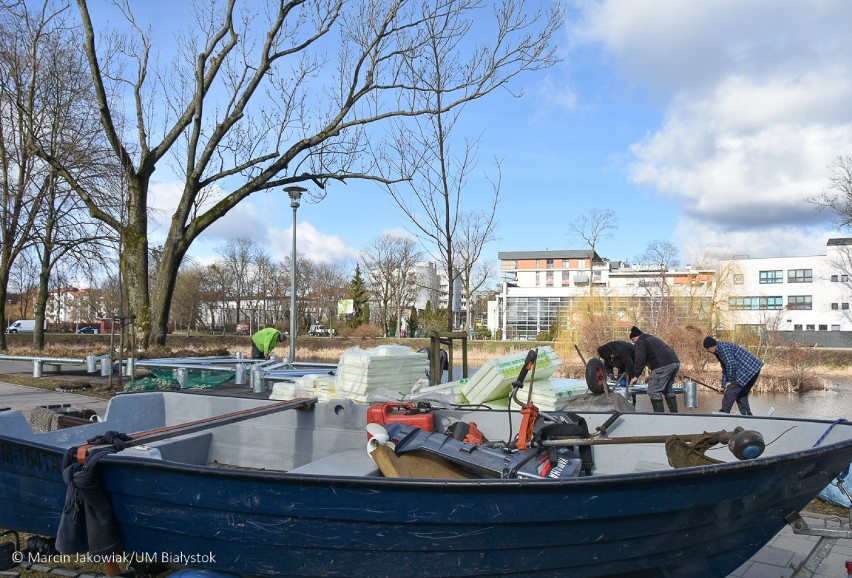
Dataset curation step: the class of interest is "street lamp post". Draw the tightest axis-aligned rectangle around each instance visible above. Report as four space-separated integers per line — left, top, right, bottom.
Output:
284 186 307 364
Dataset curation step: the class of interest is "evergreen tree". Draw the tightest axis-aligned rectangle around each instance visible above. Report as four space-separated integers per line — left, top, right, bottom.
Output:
407 306 419 336
348 265 370 328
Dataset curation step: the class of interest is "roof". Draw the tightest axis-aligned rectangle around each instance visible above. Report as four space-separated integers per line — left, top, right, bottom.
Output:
827 238 852 246
498 250 601 260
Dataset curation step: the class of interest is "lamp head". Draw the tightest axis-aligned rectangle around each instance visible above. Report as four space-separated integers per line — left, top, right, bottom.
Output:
284 185 307 209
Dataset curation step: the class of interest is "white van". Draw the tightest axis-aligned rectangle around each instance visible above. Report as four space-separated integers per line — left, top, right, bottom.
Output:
6 320 36 333
308 324 331 336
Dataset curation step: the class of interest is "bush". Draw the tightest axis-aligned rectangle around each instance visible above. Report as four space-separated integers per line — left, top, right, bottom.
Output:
351 324 384 338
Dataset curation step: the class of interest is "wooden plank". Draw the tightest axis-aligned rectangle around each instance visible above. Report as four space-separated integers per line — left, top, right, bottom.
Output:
126 397 318 446
77 397 317 462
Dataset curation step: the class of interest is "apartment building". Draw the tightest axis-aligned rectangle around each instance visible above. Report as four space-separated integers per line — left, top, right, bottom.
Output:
489 250 714 340
720 238 852 340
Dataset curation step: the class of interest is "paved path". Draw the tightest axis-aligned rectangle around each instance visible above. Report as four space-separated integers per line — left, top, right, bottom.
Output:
0 381 109 420
731 513 851 577
0 365 849 577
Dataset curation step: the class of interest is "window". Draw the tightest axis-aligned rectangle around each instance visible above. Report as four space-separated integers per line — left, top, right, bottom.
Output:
832 325 841 331
734 274 744 284
546 271 553 285
535 259 540 268
832 303 839 310
787 269 812 283
578 259 585 269
819 325 828 331
793 324 803 330
759 270 783 284
806 324 815 330
844 275 850 282
546 259 554 269
844 303 850 310
787 295 812 310
729 296 783 310
831 275 839 282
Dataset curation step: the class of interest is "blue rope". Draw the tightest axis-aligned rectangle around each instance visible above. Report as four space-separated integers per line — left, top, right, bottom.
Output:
813 418 849 483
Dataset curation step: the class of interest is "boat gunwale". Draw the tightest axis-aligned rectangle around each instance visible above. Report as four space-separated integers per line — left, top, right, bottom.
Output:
3 409 851 489
11 413 844 489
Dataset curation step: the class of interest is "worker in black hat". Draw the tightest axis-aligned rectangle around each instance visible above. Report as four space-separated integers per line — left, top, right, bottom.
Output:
703 336 763 415
628 326 680 413
596 340 635 387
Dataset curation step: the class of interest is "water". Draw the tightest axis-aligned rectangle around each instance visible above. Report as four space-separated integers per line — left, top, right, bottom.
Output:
445 365 852 421
633 380 852 421
331 358 852 421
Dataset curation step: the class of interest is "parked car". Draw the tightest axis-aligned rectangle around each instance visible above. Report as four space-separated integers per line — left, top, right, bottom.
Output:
76 326 97 334
232 323 250 335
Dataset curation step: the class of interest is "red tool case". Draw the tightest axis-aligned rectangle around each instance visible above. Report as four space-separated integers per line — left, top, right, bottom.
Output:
367 402 434 436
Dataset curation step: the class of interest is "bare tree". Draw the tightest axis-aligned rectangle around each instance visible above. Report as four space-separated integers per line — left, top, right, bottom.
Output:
171 261 204 335
308 262 350 332
567 208 616 296
0 2 57 347
25 0 562 347
635 240 681 333
809 155 852 228
217 238 265 327
362 233 422 336
380 0 559 332
456 208 499 330
31 174 113 348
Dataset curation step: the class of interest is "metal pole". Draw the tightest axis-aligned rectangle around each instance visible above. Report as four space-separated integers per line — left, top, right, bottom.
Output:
285 186 306 364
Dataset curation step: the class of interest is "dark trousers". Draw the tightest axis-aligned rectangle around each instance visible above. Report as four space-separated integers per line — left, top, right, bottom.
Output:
250 342 265 359
720 372 760 415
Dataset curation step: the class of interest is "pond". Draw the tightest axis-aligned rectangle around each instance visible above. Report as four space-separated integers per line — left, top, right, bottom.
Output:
631 379 852 421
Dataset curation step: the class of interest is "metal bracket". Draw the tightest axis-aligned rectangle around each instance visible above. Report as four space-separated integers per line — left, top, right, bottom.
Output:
785 511 851 577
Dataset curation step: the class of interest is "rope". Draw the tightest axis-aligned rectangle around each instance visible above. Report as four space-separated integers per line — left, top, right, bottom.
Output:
812 419 850 501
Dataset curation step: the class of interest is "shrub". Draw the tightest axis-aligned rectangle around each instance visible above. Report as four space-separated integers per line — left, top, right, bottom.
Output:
351 324 384 338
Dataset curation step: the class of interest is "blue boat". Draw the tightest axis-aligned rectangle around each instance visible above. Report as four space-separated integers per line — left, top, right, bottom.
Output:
1 391 851 578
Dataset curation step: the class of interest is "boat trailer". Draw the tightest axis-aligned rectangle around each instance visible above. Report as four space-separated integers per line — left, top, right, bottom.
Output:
785 504 851 576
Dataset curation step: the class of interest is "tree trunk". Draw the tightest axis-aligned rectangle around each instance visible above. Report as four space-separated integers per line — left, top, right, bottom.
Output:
149 224 190 346
33 245 53 351
0 279 9 351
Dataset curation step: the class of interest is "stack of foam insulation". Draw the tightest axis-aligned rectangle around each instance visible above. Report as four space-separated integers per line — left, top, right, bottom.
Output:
459 346 562 405
528 378 589 411
335 345 429 402
270 373 338 402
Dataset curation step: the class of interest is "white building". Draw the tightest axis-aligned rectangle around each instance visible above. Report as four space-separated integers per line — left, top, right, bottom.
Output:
720 238 852 336
489 250 714 340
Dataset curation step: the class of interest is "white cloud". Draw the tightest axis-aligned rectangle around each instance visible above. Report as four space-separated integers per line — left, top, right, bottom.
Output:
676 217 833 261
267 221 360 265
569 0 852 257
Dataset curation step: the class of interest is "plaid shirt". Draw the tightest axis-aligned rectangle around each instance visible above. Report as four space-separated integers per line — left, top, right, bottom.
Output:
713 341 764 387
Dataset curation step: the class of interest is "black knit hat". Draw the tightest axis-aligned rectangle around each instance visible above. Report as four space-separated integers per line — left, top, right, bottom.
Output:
703 336 717 349
629 326 642 339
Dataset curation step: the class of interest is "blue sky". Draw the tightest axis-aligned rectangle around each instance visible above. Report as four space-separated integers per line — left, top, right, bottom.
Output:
135 0 852 278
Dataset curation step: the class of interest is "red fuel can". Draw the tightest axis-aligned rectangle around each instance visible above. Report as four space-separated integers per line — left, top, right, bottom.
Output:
367 402 434 437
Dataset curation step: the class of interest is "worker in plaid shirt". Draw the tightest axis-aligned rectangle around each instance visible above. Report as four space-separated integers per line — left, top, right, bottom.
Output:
702 336 764 415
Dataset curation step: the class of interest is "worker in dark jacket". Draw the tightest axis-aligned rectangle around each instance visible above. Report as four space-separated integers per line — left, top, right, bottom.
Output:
596 340 635 386
251 327 286 359
628 326 680 413
703 336 763 415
